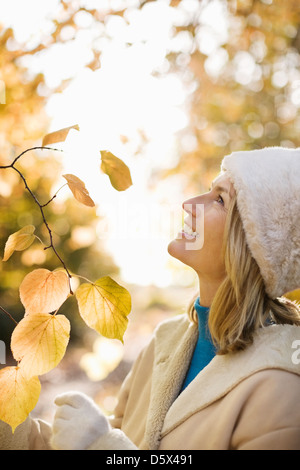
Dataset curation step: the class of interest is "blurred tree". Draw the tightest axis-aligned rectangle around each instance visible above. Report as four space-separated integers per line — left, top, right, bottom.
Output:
0 27 48 161
162 0 300 192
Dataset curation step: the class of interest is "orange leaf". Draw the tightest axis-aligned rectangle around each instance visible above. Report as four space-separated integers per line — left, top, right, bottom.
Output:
42 124 79 146
63 174 95 207
0 366 40 433
19 268 70 315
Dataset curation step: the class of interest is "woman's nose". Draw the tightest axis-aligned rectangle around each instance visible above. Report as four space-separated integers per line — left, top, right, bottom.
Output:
182 196 203 216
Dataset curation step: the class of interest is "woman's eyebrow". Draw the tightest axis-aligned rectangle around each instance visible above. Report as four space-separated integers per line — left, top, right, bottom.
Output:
211 182 229 194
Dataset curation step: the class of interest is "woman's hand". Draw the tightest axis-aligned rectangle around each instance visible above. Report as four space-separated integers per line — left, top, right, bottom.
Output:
51 391 111 450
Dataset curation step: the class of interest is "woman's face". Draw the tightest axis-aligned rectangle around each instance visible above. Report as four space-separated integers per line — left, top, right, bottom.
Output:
168 173 235 282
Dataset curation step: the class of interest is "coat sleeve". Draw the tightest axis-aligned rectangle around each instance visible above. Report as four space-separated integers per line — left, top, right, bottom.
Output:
108 366 136 429
109 341 153 430
85 363 141 450
0 416 52 450
237 428 300 450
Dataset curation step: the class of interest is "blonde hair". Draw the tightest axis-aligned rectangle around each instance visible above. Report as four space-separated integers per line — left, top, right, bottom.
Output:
188 195 300 355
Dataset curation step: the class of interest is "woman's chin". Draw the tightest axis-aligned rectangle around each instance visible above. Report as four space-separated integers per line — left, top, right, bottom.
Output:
167 238 177 257
167 236 187 262
168 232 201 270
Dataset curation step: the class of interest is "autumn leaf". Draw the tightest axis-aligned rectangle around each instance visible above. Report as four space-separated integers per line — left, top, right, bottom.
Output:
284 288 300 303
2 225 36 262
19 268 70 315
100 151 133 191
0 366 41 433
75 276 131 342
42 124 80 146
63 174 95 207
11 312 70 378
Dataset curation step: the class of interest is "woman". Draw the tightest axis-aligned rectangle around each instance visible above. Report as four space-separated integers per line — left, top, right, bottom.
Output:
2 147 300 450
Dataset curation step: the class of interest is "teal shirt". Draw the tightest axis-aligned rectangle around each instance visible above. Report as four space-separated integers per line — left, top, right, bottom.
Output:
180 297 216 392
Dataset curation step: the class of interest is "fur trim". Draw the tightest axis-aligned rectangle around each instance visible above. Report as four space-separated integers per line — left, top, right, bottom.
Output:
221 147 300 298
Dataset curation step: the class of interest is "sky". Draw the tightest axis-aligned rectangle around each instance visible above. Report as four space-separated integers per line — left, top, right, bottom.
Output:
0 0 228 287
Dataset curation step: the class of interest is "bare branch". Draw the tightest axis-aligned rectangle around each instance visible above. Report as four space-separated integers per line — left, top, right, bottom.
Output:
0 305 18 325
0 146 63 169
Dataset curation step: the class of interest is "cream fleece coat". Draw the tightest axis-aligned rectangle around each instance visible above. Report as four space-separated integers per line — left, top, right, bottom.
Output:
1 314 300 450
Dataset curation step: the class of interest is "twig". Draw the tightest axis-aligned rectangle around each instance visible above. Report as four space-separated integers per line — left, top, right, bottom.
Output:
40 183 68 207
0 305 18 325
74 273 94 284
0 146 63 169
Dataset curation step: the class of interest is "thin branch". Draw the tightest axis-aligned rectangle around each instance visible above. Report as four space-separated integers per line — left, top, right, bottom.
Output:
13 166 73 294
0 305 18 325
34 234 46 246
0 146 63 169
74 273 94 284
40 183 68 207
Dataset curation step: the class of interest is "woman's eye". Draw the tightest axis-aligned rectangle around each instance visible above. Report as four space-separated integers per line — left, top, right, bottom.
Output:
217 195 224 205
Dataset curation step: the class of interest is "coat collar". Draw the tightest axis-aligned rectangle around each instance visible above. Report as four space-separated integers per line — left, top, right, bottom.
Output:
143 314 300 449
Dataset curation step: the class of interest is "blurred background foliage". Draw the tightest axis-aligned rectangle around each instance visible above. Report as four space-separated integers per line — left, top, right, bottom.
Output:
1 0 300 186
0 0 300 418
164 0 300 191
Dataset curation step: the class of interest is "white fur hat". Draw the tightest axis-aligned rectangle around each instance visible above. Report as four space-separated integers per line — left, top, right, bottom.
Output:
221 147 300 299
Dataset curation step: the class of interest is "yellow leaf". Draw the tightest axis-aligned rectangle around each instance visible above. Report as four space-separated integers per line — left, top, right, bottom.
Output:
75 276 131 342
0 366 41 433
284 288 300 303
2 225 36 262
11 312 70 378
42 124 80 146
100 151 133 191
63 174 95 207
19 268 70 315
